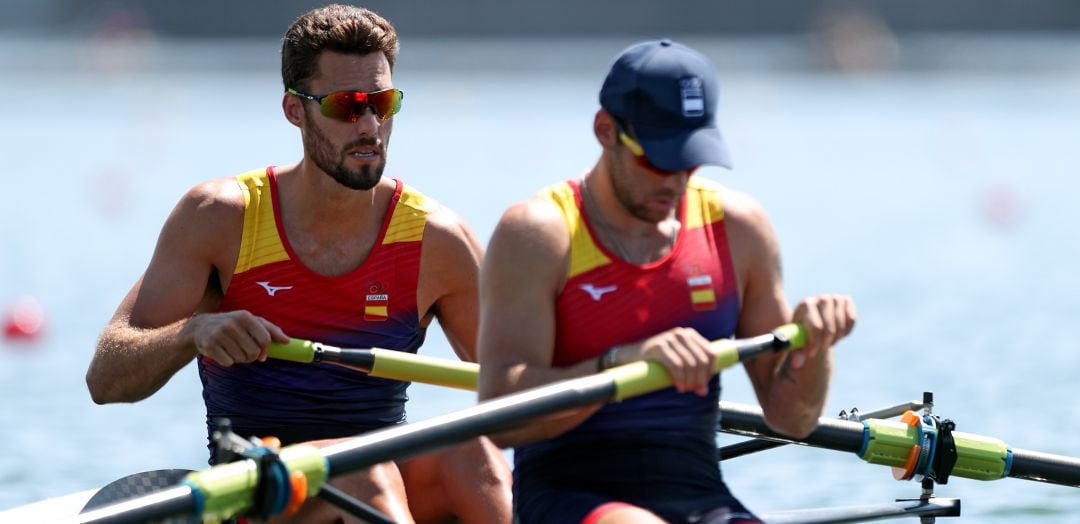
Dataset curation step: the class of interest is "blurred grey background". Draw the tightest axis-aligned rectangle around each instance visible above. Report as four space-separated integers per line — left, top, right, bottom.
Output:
5 0 1080 37
5 0 1080 77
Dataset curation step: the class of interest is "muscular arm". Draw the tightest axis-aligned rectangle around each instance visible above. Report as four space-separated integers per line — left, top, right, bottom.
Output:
417 205 485 363
725 188 855 438
476 200 607 447
86 179 287 404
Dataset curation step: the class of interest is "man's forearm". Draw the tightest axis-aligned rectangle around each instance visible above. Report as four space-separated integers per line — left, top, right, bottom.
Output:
760 351 833 439
478 359 608 448
86 318 198 404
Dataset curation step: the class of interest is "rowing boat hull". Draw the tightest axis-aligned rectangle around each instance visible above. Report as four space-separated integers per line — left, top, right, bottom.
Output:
0 488 96 521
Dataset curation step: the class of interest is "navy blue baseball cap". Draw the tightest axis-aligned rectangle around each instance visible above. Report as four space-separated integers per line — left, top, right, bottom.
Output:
599 39 732 171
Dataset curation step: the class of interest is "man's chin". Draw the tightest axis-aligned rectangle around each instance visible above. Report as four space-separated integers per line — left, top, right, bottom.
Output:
329 166 384 191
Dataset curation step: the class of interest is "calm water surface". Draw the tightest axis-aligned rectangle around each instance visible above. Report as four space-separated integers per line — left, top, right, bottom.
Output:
2 36 1079 521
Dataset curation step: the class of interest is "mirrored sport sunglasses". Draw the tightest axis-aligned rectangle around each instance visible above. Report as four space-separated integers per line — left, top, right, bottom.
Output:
615 120 699 177
287 87 403 122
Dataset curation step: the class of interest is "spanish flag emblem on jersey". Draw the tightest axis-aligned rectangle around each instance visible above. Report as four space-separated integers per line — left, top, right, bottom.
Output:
687 275 717 311
365 293 389 321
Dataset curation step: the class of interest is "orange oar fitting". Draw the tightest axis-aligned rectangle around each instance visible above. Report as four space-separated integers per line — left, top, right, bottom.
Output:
892 444 923 480
899 411 921 426
259 436 282 451
891 410 923 480
285 470 309 515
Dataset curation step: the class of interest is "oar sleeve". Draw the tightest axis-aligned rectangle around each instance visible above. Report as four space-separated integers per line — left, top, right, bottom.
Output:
369 349 480 390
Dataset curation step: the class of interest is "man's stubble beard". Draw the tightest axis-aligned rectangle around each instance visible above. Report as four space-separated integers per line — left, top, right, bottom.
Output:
304 118 387 191
607 152 675 224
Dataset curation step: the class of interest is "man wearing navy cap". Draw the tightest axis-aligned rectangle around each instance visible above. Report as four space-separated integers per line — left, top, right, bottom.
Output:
477 39 857 523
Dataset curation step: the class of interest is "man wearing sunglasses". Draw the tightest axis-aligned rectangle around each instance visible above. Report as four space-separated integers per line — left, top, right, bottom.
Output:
477 39 857 524
87 4 512 523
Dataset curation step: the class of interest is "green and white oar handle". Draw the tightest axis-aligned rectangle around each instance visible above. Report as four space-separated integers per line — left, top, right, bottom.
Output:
267 340 480 391
607 323 807 400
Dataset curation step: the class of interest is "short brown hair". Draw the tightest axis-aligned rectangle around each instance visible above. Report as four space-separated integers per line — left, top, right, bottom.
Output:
281 4 399 90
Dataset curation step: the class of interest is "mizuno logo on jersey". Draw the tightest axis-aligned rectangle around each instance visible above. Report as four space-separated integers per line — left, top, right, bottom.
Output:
579 283 618 301
256 281 293 296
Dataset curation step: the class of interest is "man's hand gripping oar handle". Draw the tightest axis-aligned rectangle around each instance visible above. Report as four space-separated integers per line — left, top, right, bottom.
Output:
267 339 480 391
606 324 808 401
268 324 805 400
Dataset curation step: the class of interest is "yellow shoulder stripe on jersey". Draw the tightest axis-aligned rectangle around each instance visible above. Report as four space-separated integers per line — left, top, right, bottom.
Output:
683 176 725 230
383 184 431 244
235 169 289 274
540 182 611 279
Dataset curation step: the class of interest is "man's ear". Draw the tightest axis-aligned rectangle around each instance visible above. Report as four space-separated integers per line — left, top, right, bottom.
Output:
283 93 304 127
593 109 620 149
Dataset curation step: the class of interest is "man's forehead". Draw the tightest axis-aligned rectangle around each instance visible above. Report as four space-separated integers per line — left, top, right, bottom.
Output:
309 51 392 90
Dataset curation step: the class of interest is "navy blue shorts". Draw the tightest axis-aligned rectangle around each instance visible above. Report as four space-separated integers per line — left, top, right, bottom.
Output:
513 433 760 524
516 488 760 523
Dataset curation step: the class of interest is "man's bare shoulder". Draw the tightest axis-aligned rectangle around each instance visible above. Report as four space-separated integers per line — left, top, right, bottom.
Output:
158 177 246 257
713 183 782 286
484 196 571 287
176 177 245 218
420 198 477 248
412 195 483 326
493 196 569 247
714 184 773 240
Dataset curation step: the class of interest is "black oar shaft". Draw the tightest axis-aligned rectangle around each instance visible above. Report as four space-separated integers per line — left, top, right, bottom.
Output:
734 332 794 361
718 439 787 460
322 374 616 474
315 346 376 371
720 401 1080 490
760 497 961 524
718 400 928 461
1009 448 1080 487
72 376 617 524
73 487 196 524
719 401 866 454
316 328 798 473
318 484 394 524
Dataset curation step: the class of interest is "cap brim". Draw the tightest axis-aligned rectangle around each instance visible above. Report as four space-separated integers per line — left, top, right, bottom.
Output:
636 125 732 172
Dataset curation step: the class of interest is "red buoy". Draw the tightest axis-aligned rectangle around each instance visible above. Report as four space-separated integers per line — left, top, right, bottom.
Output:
3 295 45 341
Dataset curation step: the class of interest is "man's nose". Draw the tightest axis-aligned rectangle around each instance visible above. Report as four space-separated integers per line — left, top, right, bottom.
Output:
353 105 382 134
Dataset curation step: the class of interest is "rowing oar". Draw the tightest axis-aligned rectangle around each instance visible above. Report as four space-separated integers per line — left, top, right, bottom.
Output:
718 400 1080 488
72 324 806 524
717 399 929 460
269 335 1080 490
265 339 480 390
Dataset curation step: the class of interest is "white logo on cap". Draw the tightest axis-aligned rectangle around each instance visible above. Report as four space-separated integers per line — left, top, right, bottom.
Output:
680 77 705 117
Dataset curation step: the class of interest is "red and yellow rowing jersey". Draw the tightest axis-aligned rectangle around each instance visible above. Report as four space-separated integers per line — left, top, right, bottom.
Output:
197 167 431 448
513 177 748 524
528 177 739 440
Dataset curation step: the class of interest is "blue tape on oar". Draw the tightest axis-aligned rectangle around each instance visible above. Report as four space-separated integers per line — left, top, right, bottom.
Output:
246 446 291 518
180 478 205 518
